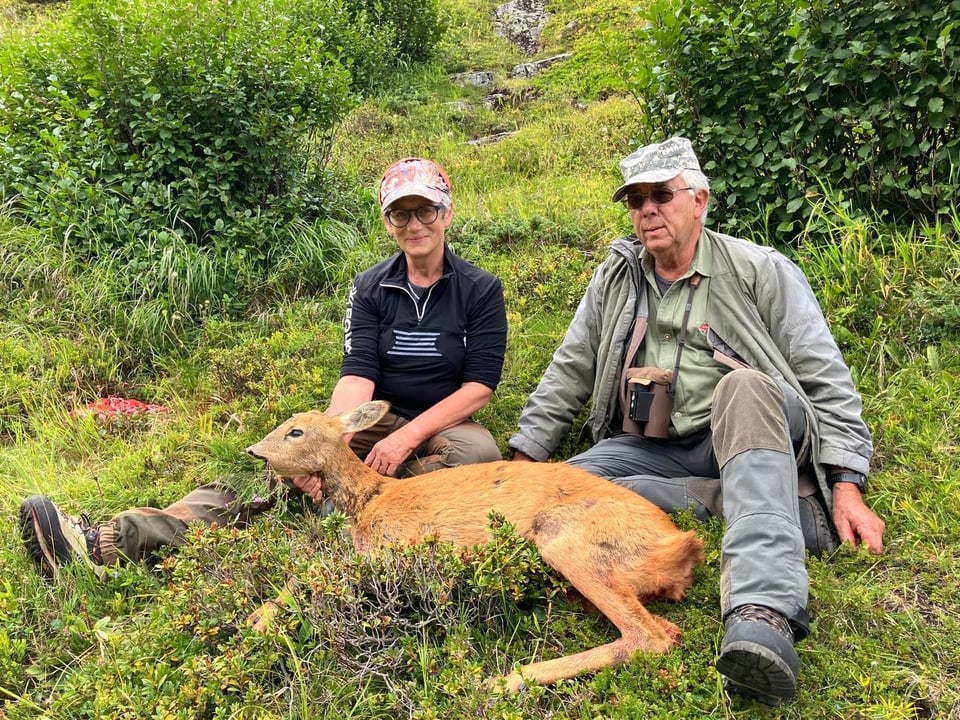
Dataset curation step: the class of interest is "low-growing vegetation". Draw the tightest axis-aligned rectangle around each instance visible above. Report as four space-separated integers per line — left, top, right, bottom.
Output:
2 0 959 718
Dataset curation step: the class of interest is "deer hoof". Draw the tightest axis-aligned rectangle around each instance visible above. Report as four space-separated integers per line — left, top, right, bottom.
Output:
486 672 527 693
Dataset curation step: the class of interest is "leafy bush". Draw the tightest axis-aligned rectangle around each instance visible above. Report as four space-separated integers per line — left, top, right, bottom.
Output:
7 512 569 718
359 0 450 62
0 0 384 252
0 0 449 362
279 512 566 702
630 0 960 239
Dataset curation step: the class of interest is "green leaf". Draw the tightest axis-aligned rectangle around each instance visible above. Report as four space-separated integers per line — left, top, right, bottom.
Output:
786 197 805 213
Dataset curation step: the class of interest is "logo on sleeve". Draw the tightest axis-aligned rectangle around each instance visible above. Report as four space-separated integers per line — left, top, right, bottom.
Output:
343 284 357 355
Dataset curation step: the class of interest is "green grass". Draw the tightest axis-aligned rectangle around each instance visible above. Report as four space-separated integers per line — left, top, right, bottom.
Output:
2 0 960 717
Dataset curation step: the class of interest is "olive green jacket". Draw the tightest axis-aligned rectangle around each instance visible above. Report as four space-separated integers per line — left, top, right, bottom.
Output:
508 228 872 503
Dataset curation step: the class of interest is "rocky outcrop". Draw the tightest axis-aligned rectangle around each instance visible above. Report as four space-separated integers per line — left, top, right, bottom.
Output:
450 0 572 146
492 0 549 56
450 71 495 90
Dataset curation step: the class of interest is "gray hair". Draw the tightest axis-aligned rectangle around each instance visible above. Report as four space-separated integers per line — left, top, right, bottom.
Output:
681 169 711 226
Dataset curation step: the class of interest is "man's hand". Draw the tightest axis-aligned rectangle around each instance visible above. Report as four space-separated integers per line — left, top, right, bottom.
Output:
831 483 885 554
289 473 324 503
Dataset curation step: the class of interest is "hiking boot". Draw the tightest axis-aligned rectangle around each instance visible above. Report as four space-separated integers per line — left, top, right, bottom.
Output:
19 495 105 579
799 493 836 558
717 603 799 705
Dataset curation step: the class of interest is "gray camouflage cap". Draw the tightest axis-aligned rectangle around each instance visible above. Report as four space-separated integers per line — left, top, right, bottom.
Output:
611 137 702 202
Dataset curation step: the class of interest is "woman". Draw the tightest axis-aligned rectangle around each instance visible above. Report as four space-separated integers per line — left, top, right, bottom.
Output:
325 157 508 477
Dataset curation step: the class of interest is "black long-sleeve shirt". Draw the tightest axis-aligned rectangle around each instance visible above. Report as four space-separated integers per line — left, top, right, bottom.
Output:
340 245 507 419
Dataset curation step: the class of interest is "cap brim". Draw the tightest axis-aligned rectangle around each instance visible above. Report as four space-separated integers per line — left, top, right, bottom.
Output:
610 169 685 202
381 185 448 211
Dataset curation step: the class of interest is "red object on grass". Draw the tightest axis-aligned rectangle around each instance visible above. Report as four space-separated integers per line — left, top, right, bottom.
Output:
74 396 168 418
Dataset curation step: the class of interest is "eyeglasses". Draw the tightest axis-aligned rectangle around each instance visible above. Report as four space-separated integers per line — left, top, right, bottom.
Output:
383 204 444 228
623 187 694 210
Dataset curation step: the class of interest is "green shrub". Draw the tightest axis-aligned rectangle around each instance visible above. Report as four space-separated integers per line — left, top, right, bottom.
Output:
0 0 380 251
630 0 960 240
6 512 569 718
0 0 449 363
360 0 449 62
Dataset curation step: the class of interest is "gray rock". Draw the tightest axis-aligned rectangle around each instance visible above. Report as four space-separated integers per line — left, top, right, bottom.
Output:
509 52 572 79
493 0 549 55
450 71 495 89
466 131 520 146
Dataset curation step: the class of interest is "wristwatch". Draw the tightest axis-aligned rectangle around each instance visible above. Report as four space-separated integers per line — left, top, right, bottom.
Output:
828 471 867 494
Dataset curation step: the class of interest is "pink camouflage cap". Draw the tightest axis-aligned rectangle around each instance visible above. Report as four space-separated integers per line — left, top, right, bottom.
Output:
378 157 452 210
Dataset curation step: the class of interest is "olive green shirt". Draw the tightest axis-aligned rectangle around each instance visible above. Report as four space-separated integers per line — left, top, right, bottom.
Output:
640 233 730 437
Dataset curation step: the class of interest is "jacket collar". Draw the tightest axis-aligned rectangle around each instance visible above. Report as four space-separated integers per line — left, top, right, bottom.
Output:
380 244 456 286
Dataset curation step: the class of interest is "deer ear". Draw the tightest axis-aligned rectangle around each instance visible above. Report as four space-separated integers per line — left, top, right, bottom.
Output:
340 401 390 434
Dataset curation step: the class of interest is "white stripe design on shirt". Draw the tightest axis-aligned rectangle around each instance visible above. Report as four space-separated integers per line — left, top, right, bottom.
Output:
387 330 443 357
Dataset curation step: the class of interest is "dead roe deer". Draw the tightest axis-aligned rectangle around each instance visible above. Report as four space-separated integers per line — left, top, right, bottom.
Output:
246 401 704 692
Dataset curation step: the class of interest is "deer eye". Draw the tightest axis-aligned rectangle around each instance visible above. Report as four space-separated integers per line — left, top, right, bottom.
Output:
286 429 303 438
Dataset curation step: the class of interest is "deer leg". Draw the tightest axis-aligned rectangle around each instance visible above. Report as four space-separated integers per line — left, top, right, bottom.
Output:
494 583 677 691
492 526 678 692
247 576 299 632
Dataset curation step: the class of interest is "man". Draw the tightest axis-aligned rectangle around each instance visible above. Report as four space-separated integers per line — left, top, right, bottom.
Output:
509 137 885 704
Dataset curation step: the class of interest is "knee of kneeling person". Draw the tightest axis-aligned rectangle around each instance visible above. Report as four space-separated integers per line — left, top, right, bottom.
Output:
712 369 781 412
434 435 502 466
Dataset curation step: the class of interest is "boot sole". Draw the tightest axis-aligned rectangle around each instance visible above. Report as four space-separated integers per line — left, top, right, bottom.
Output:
717 639 798 705
19 495 104 578
20 495 70 574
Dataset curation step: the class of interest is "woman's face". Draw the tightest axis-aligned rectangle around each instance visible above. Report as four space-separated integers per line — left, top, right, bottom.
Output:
382 195 453 262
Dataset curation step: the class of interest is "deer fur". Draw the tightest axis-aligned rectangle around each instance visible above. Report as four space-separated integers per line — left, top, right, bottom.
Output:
246 401 704 692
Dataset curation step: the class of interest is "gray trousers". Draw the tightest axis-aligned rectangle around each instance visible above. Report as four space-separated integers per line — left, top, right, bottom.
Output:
567 369 810 637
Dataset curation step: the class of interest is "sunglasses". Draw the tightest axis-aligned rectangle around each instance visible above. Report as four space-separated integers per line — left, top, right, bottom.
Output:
383 204 444 228
623 187 694 209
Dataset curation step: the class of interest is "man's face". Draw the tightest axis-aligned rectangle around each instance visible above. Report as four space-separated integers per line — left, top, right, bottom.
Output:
624 180 709 260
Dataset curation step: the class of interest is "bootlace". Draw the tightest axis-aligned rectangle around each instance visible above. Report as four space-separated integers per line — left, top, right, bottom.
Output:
79 513 103 565
730 604 792 638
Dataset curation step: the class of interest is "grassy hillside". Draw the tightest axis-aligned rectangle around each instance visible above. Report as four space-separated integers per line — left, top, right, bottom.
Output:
2 0 959 718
